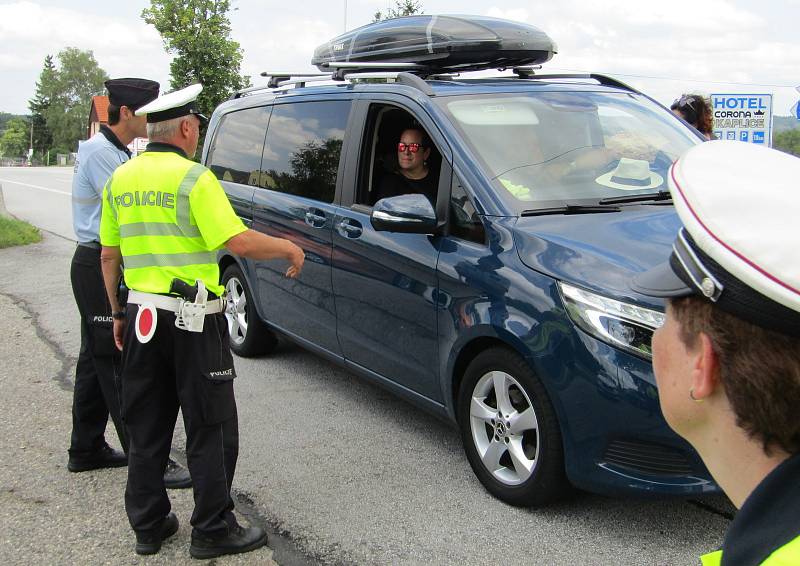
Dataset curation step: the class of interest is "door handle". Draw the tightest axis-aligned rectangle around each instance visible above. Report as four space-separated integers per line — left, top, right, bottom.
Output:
336 218 363 239
304 209 327 228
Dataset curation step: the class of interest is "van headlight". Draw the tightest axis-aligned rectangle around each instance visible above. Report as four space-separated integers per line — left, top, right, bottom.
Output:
557 282 664 360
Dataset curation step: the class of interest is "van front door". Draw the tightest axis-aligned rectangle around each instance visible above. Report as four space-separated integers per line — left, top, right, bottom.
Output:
332 99 450 403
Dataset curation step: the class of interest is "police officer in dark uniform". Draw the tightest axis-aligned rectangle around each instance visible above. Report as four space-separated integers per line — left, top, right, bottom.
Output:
69 78 190 489
632 141 800 565
98 84 304 557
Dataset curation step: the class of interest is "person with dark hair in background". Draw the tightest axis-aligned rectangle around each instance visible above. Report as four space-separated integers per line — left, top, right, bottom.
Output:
374 126 438 205
68 77 191 490
632 141 800 565
671 94 715 140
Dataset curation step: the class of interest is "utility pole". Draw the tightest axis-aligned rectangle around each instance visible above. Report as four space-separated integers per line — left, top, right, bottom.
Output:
28 120 33 164
343 0 347 31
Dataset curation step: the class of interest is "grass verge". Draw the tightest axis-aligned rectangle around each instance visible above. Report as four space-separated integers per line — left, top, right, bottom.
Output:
0 215 42 248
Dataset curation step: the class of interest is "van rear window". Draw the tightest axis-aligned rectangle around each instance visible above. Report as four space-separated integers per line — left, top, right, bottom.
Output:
207 106 271 186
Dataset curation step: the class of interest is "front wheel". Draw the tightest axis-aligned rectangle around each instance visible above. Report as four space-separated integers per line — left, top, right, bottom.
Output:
222 264 277 357
457 347 568 507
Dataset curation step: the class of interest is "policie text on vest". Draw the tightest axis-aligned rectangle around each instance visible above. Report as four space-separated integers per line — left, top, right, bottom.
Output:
114 191 175 209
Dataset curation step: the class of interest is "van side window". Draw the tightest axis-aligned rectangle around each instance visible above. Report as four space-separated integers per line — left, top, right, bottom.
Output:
207 107 271 185
260 100 351 203
450 177 485 244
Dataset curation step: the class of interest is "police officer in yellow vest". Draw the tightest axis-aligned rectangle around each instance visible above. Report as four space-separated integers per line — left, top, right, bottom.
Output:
632 141 800 565
99 84 304 558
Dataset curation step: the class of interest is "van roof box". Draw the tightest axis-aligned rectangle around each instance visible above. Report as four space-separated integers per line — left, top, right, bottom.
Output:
311 15 557 73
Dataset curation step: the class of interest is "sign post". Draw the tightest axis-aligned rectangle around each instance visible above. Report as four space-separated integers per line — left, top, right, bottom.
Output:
710 94 773 146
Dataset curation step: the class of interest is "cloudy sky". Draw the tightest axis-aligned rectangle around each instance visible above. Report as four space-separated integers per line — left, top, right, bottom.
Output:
1 0 798 117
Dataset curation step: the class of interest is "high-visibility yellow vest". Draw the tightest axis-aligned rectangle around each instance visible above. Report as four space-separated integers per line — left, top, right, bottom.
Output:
701 534 800 565
99 148 246 296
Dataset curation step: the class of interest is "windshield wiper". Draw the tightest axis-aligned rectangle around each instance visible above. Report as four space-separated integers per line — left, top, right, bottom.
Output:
521 204 621 217
598 190 672 205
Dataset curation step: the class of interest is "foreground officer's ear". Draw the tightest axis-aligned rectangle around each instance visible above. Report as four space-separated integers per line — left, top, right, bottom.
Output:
688 332 720 404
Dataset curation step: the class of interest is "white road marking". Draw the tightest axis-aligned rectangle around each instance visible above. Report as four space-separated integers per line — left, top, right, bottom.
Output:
0 178 71 196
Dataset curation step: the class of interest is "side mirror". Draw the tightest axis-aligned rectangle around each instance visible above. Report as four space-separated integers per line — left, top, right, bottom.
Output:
370 194 437 233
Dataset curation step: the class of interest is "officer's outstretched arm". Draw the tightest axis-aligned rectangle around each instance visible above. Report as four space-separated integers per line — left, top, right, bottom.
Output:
225 229 305 279
100 245 125 351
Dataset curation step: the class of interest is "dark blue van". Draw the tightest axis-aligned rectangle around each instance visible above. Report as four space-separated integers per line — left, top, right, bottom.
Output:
202 16 717 507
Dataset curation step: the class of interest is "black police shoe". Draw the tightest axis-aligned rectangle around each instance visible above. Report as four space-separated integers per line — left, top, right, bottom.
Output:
189 524 268 560
135 512 179 555
67 444 127 473
164 458 192 489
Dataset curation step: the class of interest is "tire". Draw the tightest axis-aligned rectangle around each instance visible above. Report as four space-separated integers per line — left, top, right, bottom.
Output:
457 347 568 507
221 264 277 357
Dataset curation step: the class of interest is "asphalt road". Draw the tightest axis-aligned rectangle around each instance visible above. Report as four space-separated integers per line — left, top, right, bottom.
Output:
0 166 734 565
0 166 75 238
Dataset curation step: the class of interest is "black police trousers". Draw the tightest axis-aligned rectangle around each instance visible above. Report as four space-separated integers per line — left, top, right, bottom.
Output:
69 244 128 456
120 306 238 535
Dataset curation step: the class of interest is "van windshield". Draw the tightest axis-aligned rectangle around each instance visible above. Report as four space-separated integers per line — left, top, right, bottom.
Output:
436 91 699 213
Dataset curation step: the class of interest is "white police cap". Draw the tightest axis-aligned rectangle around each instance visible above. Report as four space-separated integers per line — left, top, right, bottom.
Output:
632 140 800 336
135 83 207 123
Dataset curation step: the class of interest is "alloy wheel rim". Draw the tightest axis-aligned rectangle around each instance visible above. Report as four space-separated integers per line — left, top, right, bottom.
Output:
225 277 248 345
469 370 539 485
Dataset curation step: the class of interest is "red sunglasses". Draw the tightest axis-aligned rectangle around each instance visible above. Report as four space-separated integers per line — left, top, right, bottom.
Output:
397 142 425 153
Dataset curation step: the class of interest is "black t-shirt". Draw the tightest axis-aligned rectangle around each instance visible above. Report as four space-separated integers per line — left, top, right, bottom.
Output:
374 171 438 205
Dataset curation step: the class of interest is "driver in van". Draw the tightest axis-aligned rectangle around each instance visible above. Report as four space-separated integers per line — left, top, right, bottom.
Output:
374 127 438 205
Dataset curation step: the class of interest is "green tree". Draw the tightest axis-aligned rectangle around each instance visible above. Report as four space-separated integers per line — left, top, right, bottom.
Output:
45 48 108 153
373 0 423 22
287 138 343 201
773 128 800 157
0 112 27 133
28 55 57 158
142 0 250 118
0 118 30 158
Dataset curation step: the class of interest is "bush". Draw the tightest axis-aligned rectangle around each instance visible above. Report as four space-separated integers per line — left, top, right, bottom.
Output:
773 129 800 157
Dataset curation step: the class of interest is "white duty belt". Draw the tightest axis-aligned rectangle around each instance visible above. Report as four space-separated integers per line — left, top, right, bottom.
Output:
127 284 225 334
127 291 226 314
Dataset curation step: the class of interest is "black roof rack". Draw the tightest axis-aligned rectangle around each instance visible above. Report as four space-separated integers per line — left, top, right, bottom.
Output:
229 68 642 101
512 65 541 78
230 72 333 98
230 69 436 99
343 71 435 96
321 61 428 81
261 71 330 88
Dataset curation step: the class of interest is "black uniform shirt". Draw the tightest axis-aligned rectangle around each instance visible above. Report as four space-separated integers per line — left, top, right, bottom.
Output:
718 451 800 565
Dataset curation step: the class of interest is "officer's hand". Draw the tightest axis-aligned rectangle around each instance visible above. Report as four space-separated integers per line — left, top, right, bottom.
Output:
113 319 125 351
285 242 305 279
